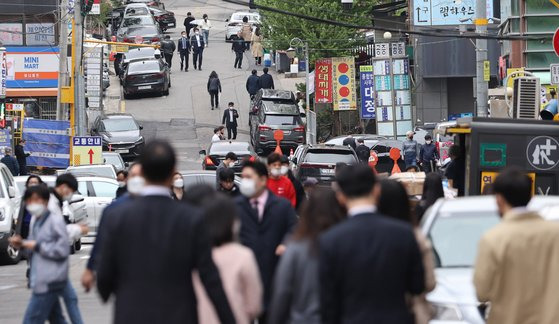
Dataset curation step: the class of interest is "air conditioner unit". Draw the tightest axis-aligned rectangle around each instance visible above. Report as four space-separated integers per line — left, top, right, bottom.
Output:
513 77 540 119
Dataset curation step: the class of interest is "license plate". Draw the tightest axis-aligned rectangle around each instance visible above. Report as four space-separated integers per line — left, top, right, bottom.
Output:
115 149 129 153
168 23 175 27
138 85 151 90
320 168 335 175
283 131 291 135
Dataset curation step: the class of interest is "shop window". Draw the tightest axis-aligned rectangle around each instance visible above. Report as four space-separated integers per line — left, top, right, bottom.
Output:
526 17 559 33
526 52 559 69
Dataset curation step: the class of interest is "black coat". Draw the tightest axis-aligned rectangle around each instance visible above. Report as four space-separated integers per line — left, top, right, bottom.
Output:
355 144 370 163
15 144 29 166
177 37 191 53
190 34 205 52
231 38 245 53
222 108 239 127
246 74 261 95
259 73 275 89
319 212 425 324
235 192 298 306
183 16 195 30
342 137 357 150
160 39 176 55
287 171 305 210
97 195 235 324
1 155 19 176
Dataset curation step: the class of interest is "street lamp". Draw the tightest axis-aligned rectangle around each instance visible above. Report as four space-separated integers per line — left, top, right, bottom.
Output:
289 37 311 144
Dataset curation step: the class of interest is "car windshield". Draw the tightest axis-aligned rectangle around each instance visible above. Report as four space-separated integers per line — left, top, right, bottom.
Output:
304 150 357 164
127 26 157 36
210 142 251 155
125 48 155 60
125 7 149 16
104 155 124 169
122 16 152 27
429 212 499 268
102 118 138 132
264 115 298 125
68 167 115 178
128 60 160 73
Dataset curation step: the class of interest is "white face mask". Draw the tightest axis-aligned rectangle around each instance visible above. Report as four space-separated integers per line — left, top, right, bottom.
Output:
127 176 145 195
280 165 289 176
63 193 74 202
240 178 257 197
27 203 46 216
118 181 126 188
228 162 236 168
195 31 200 35
270 168 282 177
181 34 186 38
425 140 432 145
173 178 184 188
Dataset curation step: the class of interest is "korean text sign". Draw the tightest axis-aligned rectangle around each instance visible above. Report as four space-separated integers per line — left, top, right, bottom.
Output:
315 58 333 103
413 0 493 26
5 47 59 88
360 66 375 119
332 57 357 111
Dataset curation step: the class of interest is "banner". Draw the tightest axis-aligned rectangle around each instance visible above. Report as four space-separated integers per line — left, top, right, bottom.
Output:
0 129 10 156
5 47 60 88
315 58 332 103
0 48 6 97
332 57 357 111
23 119 70 168
359 65 375 119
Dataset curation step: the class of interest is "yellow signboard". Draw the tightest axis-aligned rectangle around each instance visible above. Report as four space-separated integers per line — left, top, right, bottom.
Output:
506 67 524 88
72 136 103 166
481 171 535 195
112 45 129 53
483 61 490 82
332 56 357 111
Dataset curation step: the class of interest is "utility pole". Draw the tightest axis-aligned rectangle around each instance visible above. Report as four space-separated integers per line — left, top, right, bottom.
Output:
475 0 488 117
303 41 311 145
74 0 85 135
56 0 69 120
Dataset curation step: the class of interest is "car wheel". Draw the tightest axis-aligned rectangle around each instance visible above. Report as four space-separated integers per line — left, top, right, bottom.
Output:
123 92 131 99
70 243 75 255
74 238 81 251
0 226 21 265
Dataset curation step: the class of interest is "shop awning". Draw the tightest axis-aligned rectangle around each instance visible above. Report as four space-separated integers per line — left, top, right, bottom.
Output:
6 88 58 97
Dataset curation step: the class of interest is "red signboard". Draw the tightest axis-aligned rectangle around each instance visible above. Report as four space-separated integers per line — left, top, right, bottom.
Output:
554 28 559 57
315 58 333 103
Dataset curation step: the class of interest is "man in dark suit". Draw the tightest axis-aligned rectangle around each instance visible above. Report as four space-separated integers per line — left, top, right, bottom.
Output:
354 137 370 163
259 67 274 89
319 164 425 324
15 139 30 175
222 102 239 140
190 28 205 71
97 140 235 324
235 161 297 323
177 31 191 71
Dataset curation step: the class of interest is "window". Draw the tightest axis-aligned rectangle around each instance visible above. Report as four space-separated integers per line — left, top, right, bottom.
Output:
102 118 138 132
91 181 118 198
183 175 199 188
526 52 559 69
128 61 160 73
77 181 89 197
264 115 298 125
526 17 558 33
304 150 357 164
525 0 559 14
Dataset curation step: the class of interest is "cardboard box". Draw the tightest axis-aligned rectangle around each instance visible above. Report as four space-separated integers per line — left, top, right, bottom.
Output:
389 172 426 196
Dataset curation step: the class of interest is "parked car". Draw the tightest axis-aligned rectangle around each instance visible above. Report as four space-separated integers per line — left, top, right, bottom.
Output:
421 195 559 323
200 141 258 172
118 47 161 81
123 3 151 18
180 170 241 189
117 25 162 44
225 11 260 41
119 15 156 30
290 144 358 185
66 165 118 179
0 163 23 265
91 113 145 160
249 89 305 153
122 59 170 98
325 134 387 148
370 139 405 173
126 0 165 9
149 7 176 31
103 152 127 172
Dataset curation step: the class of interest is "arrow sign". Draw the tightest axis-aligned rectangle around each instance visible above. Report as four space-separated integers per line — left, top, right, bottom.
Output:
88 149 94 164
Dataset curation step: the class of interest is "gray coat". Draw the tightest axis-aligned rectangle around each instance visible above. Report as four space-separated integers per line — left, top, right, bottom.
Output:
28 209 69 294
268 239 321 324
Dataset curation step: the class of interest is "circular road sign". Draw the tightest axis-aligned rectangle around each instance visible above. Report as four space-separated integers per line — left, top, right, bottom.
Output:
553 28 559 57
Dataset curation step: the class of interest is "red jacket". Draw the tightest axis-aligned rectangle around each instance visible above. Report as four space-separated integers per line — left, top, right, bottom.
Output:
267 176 296 207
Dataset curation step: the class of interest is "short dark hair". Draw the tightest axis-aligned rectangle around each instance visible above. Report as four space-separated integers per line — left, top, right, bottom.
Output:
218 126 225 131
449 145 461 159
251 69 257 75
56 173 78 191
24 184 50 202
243 16 248 22
336 164 376 198
267 152 282 165
202 193 237 247
242 160 268 178
225 152 238 161
26 175 43 188
405 165 419 172
425 134 432 140
280 155 289 164
378 179 414 225
219 167 236 182
139 140 176 183
263 67 269 73
357 138 364 143
164 35 170 39
228 102 234 106
117 170 128 178
187 12 192 15
493 168 532 207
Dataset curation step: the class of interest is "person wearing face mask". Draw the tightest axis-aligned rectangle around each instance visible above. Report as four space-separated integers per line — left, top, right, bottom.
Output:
177 31 191 71
217 167 240 197
266 153 296 208
216 152 238 189
171 172 186 201
81 163 143 293
419 134 439 173
280 155 305 210
9 185 71 324
403 130 419 169
190 27 205 71
116 170 128 198
235 160 297 323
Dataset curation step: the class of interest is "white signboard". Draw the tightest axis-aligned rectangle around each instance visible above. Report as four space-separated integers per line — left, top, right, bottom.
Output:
0 49 6 97
375 43 390 58
25 24 56 45
391 42 406 57
413 0 494 26
551 64 559 85
0 23 23 45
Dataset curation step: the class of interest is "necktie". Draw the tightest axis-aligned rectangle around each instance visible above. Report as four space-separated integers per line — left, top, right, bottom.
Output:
251 200 260 221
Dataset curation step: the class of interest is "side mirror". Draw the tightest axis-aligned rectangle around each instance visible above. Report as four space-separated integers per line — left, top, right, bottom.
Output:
139 125 143 130
291 157 298 164
70 194 85 204
225 18 229 22
125 162 130 168
8 186 16 198
199 149 207 155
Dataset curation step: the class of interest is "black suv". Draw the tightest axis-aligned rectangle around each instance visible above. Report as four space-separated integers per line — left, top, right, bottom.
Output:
290 144 358 185
91 113 144 160
249 89 305 154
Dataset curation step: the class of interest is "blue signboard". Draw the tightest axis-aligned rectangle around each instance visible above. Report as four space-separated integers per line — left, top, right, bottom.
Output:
359 66 375 119
23 119 70 168
5 47 59 88
413 0 493 26
0 130 11 156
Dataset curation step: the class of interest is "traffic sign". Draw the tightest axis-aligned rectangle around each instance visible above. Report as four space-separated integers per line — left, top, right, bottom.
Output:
273 129 284 141
551 64 559 85
72 136 102 165
553 28 559 57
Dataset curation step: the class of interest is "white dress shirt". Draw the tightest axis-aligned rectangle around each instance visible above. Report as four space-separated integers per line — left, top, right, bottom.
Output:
348 205 377 218
141 185 172 197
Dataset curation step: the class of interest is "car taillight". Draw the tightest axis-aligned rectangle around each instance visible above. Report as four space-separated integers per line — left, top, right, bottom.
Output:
259 125 271 131
151 37 160 43
205 156 214 166
293 126 305 132
123 37 133 43
249 156 256 162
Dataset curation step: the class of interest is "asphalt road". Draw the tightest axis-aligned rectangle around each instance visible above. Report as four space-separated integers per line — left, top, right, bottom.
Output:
0 0 264 322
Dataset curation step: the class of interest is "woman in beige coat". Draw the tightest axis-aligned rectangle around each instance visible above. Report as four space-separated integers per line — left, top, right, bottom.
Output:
193 194 262 324
378 179 436 324
251 27 264 65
